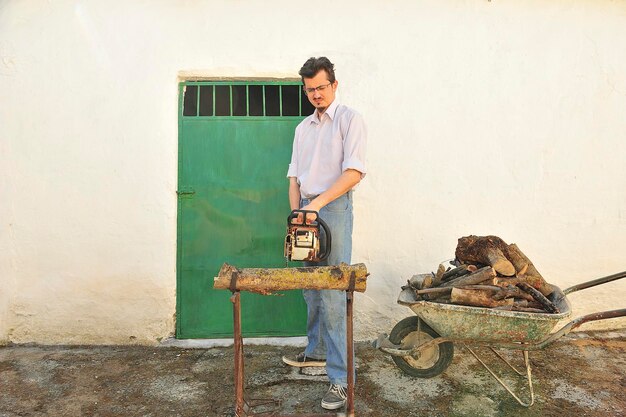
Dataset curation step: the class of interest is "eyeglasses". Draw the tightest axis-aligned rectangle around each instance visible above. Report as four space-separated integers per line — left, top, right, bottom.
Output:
303 83 332 95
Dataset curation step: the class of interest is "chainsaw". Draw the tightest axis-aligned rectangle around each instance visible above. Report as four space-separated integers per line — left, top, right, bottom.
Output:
284 209 331 263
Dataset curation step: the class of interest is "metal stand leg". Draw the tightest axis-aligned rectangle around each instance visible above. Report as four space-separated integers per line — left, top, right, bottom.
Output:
231 291 246 417
346 290 355 417
230 289 357 416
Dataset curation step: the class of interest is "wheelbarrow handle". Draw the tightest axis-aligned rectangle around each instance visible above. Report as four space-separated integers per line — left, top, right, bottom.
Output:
562 270 626 295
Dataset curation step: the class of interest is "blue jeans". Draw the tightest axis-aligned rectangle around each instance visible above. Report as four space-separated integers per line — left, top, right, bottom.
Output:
301 191 353 387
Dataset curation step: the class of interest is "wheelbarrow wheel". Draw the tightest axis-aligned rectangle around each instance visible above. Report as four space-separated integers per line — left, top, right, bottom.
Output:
388 316 454 378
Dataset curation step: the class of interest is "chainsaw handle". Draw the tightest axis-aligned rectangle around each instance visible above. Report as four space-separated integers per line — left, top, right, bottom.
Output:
288 209 319 226
317 217 332 261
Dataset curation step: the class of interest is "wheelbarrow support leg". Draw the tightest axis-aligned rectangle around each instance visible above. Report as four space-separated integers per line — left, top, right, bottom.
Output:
464 344 535 407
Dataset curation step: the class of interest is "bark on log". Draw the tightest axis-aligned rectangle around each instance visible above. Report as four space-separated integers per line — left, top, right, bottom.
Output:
455 235 516 276
505 244 541 277
492 284 536 302
214 263 368 295
517 283 559 313
414 287 453 296
442 266 496 288
441 265 471 282
504 243 553 296
512 299 544 310
457 284 502 293
450 288 515 308
494 275 553 297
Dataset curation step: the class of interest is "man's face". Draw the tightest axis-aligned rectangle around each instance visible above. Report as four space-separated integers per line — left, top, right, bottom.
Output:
303 70 337 113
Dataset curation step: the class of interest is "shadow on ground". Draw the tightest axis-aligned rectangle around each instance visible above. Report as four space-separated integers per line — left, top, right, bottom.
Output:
1 330 624 416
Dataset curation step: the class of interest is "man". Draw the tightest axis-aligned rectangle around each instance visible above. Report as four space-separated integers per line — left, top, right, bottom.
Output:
282 57 367 410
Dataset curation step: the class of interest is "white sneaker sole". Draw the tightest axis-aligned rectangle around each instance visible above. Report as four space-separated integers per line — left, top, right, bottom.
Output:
281 355 326 367
321 399 346 410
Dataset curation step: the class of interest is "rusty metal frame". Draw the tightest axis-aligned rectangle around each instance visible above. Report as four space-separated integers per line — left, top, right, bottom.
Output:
230 287 356 417
464 345 534 407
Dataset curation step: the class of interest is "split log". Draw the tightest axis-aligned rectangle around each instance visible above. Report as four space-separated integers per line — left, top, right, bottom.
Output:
504 244 553 296
214 263 368 295
423 274 434 289
455 235 516 276
505 244 542 277
442 266 496 288
432 264 446 287
451 288 515 308
516 283 559 313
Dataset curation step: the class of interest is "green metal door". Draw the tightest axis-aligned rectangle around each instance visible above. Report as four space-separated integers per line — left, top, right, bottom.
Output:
176 81 315 338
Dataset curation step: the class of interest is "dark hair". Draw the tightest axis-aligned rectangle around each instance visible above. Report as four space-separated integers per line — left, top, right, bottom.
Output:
299 57 336 84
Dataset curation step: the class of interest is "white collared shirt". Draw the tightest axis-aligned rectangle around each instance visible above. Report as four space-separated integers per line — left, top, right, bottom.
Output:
287 100 367 198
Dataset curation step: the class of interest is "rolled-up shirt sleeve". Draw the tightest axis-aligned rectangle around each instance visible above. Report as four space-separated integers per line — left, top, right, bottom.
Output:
341 112 367 178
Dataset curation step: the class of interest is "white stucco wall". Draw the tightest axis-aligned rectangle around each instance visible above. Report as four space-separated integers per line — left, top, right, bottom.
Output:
1 0 624 345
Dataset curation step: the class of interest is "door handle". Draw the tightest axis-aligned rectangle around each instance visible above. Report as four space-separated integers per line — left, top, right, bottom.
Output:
176 189 196 197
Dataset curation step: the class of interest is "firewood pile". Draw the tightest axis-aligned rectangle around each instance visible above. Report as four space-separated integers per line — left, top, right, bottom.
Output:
405 235 560 313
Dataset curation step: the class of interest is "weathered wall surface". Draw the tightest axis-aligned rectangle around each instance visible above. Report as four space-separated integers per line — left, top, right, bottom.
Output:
1 0 624 344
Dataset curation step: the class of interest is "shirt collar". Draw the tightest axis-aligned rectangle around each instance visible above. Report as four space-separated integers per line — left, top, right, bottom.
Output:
311 100 339 124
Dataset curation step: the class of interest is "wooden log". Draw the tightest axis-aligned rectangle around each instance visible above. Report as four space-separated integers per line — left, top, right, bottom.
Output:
432 264 446 287
494 275 553 297
429 296 453 304
423 274 434 289
442 266 496 288
455 235 516 276
414 287 453 296
214 263 368 295
441 265 471 282
451 288 514 308
457 284 502 293
504 243 553 296
492 284 535 302
409 273 431 290
505 244 541 277
516 283 559 313
512 299 544 310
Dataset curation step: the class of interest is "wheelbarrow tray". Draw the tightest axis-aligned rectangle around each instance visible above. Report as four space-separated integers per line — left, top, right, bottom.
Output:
397 285 571 343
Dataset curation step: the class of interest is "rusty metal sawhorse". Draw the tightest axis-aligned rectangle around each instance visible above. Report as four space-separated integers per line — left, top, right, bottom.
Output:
229 279 357 417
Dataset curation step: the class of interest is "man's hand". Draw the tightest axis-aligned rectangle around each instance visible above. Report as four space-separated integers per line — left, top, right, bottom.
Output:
290 209 318 225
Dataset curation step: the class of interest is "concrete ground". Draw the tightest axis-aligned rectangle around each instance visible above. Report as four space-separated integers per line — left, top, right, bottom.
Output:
1 330 625 417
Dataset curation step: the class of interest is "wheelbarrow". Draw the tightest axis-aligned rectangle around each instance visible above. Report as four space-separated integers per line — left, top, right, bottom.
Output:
374 271 626 406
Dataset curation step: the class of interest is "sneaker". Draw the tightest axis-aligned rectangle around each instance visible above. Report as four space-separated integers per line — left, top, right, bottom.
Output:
321 384 347 410
282 352 326 367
